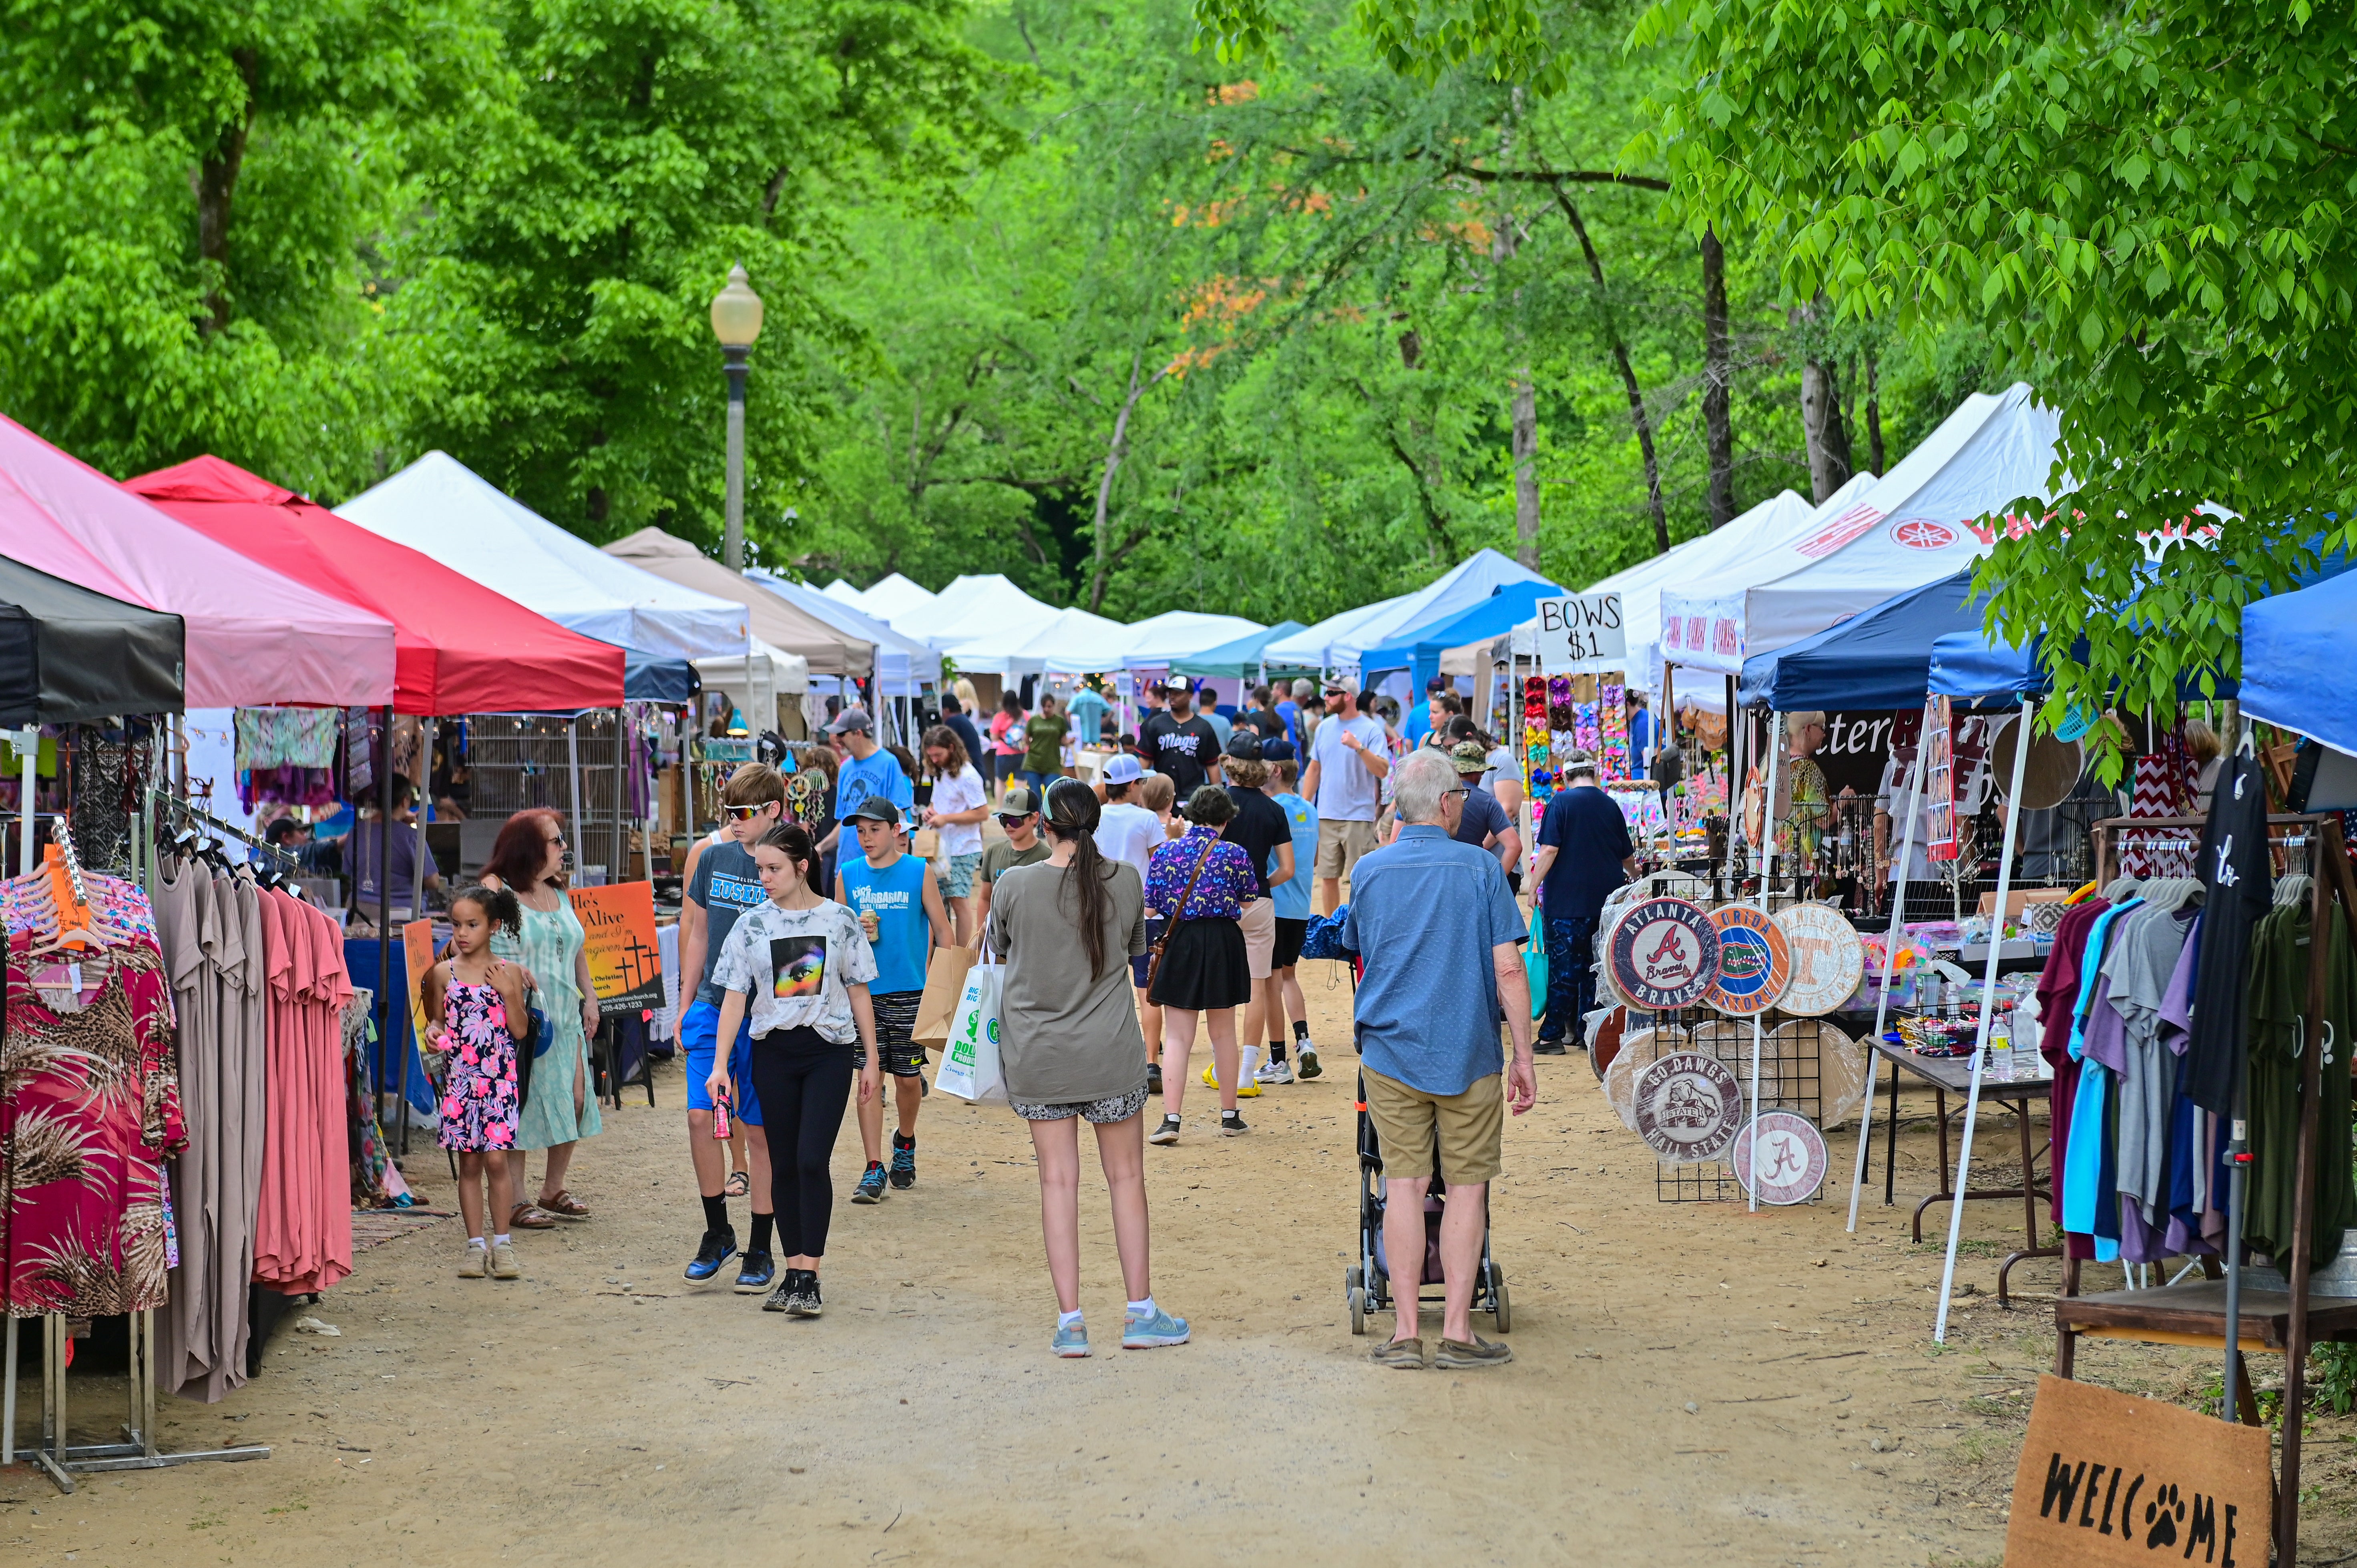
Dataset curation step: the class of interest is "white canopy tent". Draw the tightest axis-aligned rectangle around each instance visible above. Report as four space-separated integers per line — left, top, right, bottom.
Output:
949 606 1134 676
747 569 942 694
822 578 870 609
1659 383 2062 676
849 572 939 623
1119 610 1265 669
338 452 747 661
693 639 812 737
1303 549 1557 671
903 573 1064 652
1263 592 1415 671
1604 490 1816 688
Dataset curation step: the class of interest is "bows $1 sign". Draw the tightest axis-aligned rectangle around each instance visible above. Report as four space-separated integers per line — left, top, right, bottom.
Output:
2005 1376 2269 1567
1533 594 1625 674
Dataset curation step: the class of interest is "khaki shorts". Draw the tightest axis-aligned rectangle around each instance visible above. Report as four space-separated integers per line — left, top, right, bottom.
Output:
1362 1066 1504 1187
1237 897 1275 981
1314 816 1377 880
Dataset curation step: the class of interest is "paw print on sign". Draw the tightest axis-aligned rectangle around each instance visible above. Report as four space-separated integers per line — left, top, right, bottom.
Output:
2144 1482 2184 1550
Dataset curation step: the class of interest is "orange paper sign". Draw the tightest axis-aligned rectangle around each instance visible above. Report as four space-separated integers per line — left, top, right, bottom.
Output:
569 881 666 1016
402 918 437 1045
2006 1376 2271 1567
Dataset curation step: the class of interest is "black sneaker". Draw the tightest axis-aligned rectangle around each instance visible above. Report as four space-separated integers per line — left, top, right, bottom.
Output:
852 1162 888 1204
788 1272 824 1319
762 1271 799 1313
733 1249 775 1294
1147 1113 1181 1146
1533 1038 1569 1056
889 1132 916 1190
1147 1061 1164 1095
1219 1110 1249 1138
683 1226 737 1283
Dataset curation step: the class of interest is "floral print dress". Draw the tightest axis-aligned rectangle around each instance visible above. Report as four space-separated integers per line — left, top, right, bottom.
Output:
435 979 520 1153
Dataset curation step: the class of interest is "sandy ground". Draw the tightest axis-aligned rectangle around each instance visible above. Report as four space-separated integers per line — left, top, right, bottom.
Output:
6 953 2354 1566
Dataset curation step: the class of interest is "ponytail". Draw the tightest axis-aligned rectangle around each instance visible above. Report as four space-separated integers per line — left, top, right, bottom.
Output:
1043 778 1114 980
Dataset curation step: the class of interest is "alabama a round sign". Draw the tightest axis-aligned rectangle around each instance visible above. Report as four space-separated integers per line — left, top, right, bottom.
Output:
1706 905 1791 1016
1631 1051 1746 1164
1730 1111 1830 1205
1608 896 1721 1010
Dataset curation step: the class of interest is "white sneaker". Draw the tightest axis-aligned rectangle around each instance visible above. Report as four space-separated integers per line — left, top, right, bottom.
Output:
1254 1059 1294 1086
1296 1043 1322 1080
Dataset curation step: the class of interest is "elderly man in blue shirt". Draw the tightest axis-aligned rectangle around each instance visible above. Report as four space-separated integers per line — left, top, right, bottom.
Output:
1340 748 1535 1371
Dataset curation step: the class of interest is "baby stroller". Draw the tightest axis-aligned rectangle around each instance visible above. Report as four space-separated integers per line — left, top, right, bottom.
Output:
1344 1066 1509 1337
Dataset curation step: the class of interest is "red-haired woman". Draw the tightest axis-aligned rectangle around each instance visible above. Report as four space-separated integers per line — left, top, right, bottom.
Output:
480 809 603 1229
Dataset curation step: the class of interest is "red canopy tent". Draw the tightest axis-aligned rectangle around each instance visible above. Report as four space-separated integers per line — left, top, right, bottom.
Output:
126 456 624 715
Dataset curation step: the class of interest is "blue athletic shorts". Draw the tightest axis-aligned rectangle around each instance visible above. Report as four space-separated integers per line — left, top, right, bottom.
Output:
681 998 762 1125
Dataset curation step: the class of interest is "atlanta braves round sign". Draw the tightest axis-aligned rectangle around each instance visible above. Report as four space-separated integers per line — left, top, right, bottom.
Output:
1608 896 1721 1010
1706 905 1791 1016
1632 1051 1746 1164
1730 1110 1829 1205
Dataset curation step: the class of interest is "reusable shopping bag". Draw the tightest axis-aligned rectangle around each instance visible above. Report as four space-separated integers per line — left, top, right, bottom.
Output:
934 960 1007 1104
1523 903 1547 1020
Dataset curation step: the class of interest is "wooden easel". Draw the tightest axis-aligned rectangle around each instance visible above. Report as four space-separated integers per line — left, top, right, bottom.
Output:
2052 812 2357 1565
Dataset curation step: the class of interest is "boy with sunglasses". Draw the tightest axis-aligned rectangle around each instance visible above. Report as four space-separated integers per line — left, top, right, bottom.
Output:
674 764 782 1292
973 782 1051 934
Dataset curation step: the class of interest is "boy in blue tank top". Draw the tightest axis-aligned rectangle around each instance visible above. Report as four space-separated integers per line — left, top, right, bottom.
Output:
836 795 952 1204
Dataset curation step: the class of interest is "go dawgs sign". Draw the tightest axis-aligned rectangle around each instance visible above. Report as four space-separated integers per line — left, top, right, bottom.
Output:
2007 1377 2271 1567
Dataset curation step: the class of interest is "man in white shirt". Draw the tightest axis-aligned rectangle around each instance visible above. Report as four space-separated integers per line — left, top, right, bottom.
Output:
1298 677 1390 914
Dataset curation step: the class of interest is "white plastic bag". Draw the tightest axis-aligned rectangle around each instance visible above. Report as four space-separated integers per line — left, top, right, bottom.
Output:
933 962 1007 1104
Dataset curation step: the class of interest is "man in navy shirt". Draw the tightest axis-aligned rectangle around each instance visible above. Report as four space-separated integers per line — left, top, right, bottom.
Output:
1339 749 1532 1370
1529 752 1634 1052
1447 741 1522 878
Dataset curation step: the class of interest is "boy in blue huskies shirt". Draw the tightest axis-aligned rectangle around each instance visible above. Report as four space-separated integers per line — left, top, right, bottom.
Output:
837 795 952 1204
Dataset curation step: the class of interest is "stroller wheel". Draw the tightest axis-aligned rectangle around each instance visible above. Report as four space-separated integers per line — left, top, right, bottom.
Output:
1346 1267 1366 1335
1491 1265 1511 1334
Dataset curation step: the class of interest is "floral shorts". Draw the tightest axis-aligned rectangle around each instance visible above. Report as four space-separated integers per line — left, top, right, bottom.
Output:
1011 1083 1151 1125
940 852 982 900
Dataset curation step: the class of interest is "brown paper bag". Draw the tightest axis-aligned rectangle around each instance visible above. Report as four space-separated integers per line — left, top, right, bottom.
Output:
913 944 979 1049
912 827 941 858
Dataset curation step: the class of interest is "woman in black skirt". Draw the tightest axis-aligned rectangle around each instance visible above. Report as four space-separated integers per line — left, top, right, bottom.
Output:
1142 786 1261 1144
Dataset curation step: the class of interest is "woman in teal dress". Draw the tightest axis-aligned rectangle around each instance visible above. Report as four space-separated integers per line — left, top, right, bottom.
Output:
480 808 603 1229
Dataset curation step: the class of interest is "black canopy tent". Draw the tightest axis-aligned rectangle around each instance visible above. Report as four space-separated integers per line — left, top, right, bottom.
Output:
0 552 185 725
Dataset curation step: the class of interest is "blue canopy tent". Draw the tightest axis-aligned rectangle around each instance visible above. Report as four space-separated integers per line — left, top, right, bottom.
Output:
1738 569 1983 711
1169 620 1311 680
1356 581 1565 695
621 646 701 703
2225 569 2357 753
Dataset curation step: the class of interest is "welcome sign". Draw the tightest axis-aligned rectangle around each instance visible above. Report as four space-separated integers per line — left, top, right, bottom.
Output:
2005 1376 2271 1567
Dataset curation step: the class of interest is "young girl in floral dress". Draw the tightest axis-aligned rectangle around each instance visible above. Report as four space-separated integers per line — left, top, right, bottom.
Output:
424 885 532 1280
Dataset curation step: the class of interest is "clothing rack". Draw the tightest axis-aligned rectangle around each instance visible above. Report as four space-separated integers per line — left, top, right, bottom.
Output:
2 817 272 1488
144 789 305 894
2052 812 2357 1565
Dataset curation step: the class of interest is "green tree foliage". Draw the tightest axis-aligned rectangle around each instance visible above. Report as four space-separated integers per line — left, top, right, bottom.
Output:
1631 0 2357 740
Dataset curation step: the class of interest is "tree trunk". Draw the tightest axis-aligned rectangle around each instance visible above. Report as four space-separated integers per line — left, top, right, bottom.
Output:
1799 353 1852 504
1085 350 1166 613
1509 375 1543 569
196 48 260 336
1702 226 1735 528
1551 186 1669 556
1865 355 1886 475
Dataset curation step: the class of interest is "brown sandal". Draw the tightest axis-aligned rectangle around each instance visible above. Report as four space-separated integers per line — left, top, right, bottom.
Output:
508 1203 557 1230
537 1188 592 1220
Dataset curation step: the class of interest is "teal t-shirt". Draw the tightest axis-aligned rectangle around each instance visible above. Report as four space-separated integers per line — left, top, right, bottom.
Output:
1271 791 1317 921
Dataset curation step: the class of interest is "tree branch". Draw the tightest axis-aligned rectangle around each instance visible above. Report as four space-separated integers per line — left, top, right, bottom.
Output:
1541 181 1670 555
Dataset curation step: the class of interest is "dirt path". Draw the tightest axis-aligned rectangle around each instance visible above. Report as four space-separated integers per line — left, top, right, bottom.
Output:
7 957 2353 1566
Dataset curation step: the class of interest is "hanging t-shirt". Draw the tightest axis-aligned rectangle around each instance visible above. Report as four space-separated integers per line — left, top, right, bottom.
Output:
834 747 913 824
1067 688 1109 747
2184 749 2273 1113
711 899 876 1044
687 838 767 1006
838 851 932 996
929 765 986 858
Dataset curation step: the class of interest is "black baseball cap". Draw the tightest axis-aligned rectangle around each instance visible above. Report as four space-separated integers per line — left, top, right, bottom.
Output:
845 795 902 826
1223 731 1262 762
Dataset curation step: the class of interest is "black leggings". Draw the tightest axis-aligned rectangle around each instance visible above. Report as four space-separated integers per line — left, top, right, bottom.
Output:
749 1028 856 1261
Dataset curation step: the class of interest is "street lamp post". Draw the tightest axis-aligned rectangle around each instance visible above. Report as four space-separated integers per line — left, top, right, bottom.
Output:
709 263 765 571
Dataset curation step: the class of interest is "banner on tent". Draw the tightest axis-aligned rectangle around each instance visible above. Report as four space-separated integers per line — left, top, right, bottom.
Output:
1657 591 1744 675
1533 593 1624 673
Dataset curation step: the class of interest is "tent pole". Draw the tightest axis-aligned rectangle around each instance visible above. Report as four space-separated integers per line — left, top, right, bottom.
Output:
1933 695 2034 1342
18 732 36 875
567 716 585 876
1847 721 1927 1229
1745 708 1780 1213
376 707 400 1152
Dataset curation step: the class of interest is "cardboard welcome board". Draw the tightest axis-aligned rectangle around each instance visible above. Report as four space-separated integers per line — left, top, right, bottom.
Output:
2006 1375 2270 1566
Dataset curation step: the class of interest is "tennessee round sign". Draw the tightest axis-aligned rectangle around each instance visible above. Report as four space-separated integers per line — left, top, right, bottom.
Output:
1706 905 1791 1016
1607 896 1721 1010
1632 1051 1746 1164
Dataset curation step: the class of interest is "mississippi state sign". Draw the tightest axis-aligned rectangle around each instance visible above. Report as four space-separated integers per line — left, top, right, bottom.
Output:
1706 904 1791 1017
1607 896 1721 1010
1632 1051 1746 1164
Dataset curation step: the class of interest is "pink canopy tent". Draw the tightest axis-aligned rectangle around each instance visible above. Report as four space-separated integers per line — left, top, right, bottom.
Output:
0 414 395 707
